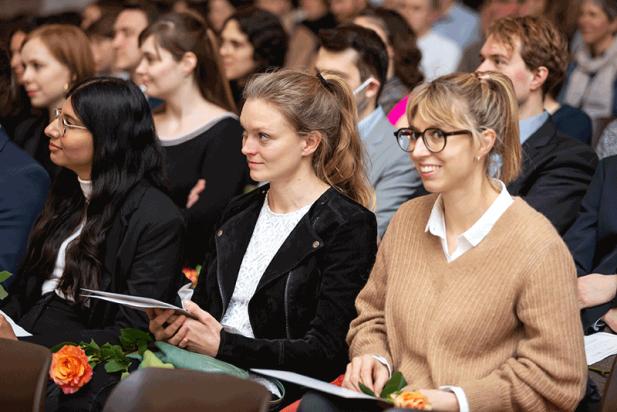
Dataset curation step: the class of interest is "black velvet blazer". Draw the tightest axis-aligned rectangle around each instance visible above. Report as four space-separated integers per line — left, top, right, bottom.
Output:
192 185 377 381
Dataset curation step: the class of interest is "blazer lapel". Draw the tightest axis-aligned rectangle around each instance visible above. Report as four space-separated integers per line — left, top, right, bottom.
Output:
510 118 556 193
215 196 263 310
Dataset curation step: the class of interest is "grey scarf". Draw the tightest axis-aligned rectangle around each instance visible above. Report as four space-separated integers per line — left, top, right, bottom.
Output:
564 37 617 119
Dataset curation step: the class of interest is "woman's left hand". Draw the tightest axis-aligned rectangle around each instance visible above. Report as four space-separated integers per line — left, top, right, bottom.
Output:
167 300 223 356
0 315 17 340
415 389 459 411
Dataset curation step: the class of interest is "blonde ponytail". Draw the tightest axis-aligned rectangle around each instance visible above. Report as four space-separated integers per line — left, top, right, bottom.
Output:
244 69 374 208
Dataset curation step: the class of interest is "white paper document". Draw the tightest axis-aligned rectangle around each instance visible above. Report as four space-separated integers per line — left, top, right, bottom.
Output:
251 368 378 400
584 332 617 365
0 309 32 337
80 288 196 318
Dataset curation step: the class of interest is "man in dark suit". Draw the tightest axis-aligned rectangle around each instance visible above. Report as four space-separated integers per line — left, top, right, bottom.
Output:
0 48 49 281
477 15 598 235
565 155 617 330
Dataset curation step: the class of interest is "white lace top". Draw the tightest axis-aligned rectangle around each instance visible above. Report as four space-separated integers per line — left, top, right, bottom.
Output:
220 195 313 338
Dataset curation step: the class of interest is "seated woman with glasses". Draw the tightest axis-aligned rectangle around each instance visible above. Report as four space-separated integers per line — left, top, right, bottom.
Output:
299 72 587 411
0 77 184 351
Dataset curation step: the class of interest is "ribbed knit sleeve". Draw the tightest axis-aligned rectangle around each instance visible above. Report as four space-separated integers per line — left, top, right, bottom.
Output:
346 210 396 367
461 237 587 412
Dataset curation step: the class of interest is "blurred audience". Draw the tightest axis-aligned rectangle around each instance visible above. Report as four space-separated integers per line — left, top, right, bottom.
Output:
457 0 524 73
596 118 617 158
330 0 367 23
354 8 424 115
561 0 617 144
85 12 120 76
478 16 598 235
219 7 288 107
0 48 49 280
81 0 124 29
392 0 461 79
432 0 481 49
316 25 422 236
136 12 249 265
14 24 95 178
111 1 159 81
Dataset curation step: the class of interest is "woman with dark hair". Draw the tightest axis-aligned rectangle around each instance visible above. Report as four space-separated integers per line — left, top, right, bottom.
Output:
219 7 288 107
148 70 377 404
13 24 95 177
354 7 424 115
136 12 248 265
0 77 184 349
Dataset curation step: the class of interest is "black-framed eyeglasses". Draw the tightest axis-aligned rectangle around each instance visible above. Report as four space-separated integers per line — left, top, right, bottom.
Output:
394 127 473 153
53 108 87 137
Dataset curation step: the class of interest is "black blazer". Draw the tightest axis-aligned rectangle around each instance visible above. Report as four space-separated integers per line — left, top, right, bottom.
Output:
192 185 377 381
565 155 617 328
2 180 185 346
507 118 598 235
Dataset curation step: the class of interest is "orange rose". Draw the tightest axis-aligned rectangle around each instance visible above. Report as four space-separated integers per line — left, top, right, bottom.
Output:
393 391 432 410
182 266 200 286
49 345 93 394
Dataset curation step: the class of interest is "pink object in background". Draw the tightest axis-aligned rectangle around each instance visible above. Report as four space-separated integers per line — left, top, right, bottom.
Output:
387 95 409 125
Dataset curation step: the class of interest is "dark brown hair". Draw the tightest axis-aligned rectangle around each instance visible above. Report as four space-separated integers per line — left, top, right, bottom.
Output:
139 12 236 112
357 7 423 91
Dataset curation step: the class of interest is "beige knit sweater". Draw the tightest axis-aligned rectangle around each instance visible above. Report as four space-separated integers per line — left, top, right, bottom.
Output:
347 195 587 411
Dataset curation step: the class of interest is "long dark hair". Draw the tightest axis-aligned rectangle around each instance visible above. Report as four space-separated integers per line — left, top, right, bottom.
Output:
357 8 424 91
19 77 167 303
139 12 236 112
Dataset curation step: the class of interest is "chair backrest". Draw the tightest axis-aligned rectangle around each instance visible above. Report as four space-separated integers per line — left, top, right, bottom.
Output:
0 338 52 412
601 355 617 412
103 368 271 412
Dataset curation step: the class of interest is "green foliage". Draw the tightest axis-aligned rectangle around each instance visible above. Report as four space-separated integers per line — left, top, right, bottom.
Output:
356 371 408 404
379 371 407 399
0 271 12 300
359 383 375 396
139 350 174 369
54 328 154 377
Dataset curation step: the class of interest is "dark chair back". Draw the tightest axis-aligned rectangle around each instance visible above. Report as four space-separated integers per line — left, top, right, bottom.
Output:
103 368 271 412
0 338 51 412
601 355 617 412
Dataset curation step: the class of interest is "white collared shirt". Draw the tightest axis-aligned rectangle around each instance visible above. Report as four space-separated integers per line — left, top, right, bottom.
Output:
425 180 513 263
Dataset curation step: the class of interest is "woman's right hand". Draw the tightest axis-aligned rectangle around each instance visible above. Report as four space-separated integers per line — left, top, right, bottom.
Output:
342 354 389 395
146 308 187 341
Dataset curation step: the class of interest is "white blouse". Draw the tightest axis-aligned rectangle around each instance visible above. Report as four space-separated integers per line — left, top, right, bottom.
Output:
40 178 92 300
220 195 313 338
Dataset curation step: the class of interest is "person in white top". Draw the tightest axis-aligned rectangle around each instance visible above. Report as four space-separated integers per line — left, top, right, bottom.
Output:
147 70 378 402
393 0 462 79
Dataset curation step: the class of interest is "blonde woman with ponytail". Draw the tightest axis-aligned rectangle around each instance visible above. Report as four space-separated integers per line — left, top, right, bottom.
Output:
148 69 377 404
300 71 587 411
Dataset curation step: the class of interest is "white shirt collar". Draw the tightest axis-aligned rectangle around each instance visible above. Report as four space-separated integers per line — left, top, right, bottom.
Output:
425 180 513 262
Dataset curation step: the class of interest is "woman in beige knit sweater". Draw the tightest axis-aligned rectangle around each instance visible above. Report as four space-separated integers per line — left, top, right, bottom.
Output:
301 72 587 411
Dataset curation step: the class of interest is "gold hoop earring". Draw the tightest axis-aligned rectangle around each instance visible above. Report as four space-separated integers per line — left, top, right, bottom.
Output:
63 83 69 91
